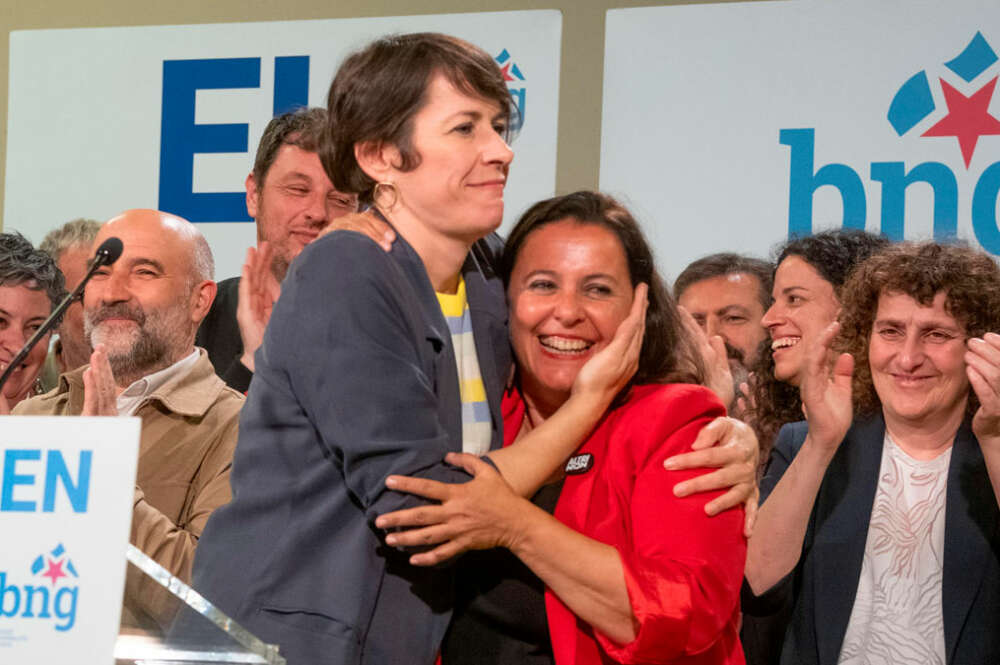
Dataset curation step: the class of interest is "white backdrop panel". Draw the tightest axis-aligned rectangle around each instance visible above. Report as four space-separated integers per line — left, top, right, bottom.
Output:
6 11 561 279
602 0 1000 281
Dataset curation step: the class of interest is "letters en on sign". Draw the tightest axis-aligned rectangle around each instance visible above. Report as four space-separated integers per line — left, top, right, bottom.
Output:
0 417 139 663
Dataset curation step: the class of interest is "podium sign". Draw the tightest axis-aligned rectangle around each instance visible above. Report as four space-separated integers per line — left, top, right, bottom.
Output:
0 416 139 664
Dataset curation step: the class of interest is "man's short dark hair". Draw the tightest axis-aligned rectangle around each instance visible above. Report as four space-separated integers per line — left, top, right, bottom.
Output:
252 107 327 186
0 232 67 312
673 252 773 310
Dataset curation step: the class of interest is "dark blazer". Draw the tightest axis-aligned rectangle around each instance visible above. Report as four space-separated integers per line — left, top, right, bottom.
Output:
195 276 254 393
744 415 1000 665
179 230 510 665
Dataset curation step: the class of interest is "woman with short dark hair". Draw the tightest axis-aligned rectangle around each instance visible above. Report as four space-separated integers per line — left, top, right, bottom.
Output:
188 34 648 665
0 232 65 410
189 34 758 665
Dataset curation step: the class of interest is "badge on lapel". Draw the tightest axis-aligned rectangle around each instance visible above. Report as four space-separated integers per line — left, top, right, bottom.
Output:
565 453 594 475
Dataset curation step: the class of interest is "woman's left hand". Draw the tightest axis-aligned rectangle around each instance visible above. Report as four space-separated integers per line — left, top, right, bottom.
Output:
375 452 531 566
967 332 1000 447
663 416 759 536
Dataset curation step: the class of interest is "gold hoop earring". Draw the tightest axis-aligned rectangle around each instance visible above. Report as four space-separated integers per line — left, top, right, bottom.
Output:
372 181 400 212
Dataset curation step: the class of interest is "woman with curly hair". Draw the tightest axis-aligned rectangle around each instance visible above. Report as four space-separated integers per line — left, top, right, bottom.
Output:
749 230 889 464
745 241 1000 664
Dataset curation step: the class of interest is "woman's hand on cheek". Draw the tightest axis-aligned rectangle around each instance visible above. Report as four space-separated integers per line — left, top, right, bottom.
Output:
571 283 648 406
376 453 532 566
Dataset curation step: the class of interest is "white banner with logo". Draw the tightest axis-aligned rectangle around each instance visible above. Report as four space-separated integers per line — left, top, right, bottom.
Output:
6 11 561 279
601 0 1000 279
0 417 139 663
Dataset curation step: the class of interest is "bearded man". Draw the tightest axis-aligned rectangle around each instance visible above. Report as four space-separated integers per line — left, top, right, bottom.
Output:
196 107 359 392
14 209 244 633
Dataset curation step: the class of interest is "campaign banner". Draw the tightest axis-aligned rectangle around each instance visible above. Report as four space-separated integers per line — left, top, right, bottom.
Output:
6 11 561 279
0 417 139 663
601 0 1000 279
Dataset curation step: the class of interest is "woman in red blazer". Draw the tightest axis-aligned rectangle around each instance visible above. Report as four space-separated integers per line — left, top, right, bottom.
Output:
378 191 748 664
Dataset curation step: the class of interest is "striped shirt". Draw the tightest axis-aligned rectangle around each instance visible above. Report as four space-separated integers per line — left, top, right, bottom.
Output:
436 278 492 455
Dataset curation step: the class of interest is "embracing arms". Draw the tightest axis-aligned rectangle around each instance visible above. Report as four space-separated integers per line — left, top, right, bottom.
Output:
377 390 746 660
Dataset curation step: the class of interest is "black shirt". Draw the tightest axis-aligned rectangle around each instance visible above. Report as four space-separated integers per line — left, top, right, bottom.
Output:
442 480 563 665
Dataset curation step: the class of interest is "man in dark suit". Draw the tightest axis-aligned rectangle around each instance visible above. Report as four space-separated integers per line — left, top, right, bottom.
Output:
195 108 359 392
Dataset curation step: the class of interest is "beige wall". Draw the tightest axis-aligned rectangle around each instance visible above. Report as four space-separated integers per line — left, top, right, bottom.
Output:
0 0 741 231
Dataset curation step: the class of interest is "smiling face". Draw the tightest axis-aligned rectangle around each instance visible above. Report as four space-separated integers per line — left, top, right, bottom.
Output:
761 255 841 386
83 210 213 385
508 220 633 412
869 290 969 433
678 272 768 370
247 144 358 281
383 73 514 247
0 283 51 406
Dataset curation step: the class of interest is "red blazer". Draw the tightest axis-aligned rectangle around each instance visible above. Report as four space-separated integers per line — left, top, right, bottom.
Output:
504 383 746 665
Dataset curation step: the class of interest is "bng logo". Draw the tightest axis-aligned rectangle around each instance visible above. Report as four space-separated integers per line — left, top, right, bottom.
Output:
496 48 527 132
780 32 1000 254
0 544 80 632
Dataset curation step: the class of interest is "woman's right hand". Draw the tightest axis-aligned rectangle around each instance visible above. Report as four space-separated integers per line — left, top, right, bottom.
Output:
800 321 854 452
571 282 648 406
376 452 532 566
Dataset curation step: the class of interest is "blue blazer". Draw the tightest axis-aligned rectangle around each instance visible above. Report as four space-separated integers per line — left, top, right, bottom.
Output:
179 230 510 665
744 415 1000 665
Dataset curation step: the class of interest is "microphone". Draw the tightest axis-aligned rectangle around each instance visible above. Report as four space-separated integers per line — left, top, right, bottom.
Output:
0 237 124 395
94 237 123 267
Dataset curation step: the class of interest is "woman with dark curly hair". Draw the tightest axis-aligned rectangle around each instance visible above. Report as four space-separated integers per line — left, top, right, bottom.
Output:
749 230 889 462
744 241 1000 664
0 232 66 411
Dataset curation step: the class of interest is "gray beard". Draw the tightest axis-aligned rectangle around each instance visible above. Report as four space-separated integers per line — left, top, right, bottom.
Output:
84 302 189 387
103 331 173 387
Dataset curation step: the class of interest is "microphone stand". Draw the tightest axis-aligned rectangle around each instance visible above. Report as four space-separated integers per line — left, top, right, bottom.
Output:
0 239 121 394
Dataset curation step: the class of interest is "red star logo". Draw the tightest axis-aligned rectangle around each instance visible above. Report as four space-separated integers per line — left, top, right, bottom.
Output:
41 558 67 586
499 62 516 83
922 77 1000 168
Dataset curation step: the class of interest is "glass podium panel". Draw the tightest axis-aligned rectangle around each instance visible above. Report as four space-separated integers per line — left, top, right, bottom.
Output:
114 545 285 665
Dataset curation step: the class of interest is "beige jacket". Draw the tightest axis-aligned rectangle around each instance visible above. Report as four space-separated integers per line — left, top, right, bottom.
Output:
14 348 244 632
